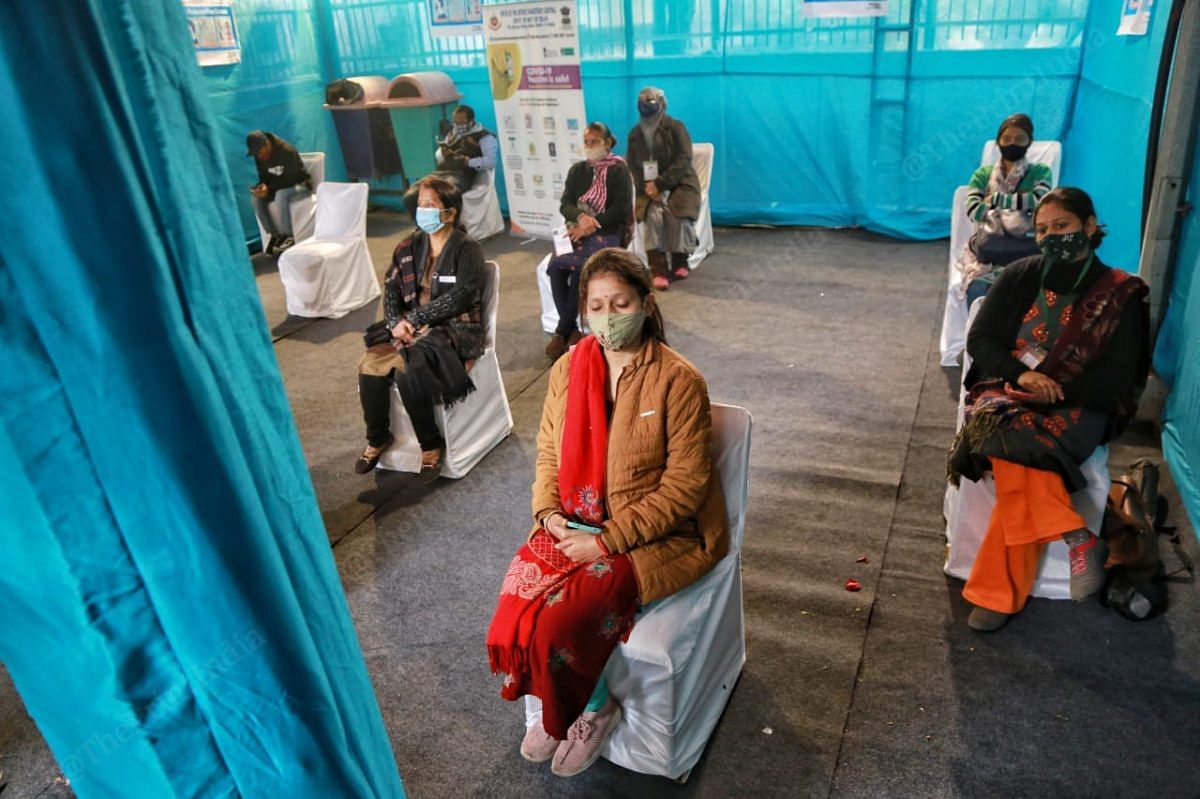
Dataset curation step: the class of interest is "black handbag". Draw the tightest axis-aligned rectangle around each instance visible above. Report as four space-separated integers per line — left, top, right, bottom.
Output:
362 320 393 348
969 207 1040 266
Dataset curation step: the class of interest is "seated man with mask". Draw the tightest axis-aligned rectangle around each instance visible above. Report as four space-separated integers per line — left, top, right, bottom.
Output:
402 105 498 219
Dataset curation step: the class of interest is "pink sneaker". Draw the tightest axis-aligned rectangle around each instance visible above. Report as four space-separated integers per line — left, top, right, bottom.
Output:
550 699 622 777
520 722 561 763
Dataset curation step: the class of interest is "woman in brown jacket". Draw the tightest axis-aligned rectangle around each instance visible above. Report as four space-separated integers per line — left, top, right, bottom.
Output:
487 248 728 778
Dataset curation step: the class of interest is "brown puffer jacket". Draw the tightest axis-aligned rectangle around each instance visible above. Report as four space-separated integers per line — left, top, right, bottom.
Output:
531 338 729 604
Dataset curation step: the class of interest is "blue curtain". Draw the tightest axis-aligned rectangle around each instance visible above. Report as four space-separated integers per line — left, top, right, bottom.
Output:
0 2 404 797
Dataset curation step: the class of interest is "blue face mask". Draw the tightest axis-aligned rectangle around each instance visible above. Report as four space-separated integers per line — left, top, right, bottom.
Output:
637 99 660 118
416 207 446 234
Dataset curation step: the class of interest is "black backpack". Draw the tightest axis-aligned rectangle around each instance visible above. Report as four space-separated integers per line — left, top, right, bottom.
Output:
1100 459 1194 620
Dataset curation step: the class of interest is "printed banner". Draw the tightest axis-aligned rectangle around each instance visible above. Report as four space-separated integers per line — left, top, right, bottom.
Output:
1117 0 1154 36
803 0 887 18
483 1 587 238
429 0 483 38
183 2 241 67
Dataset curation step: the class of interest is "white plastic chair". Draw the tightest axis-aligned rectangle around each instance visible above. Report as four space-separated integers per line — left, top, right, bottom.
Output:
376 260 513 478
939 140 1062 367
525 402 752 782
276 182 379 319
631 142 715 273
943 298 1109 599
256 151 325 248
462 166 505 241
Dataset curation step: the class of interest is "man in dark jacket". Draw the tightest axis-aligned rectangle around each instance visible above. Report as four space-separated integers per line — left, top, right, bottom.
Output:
402 105 497 218
246 130 312 255
626 87 701 290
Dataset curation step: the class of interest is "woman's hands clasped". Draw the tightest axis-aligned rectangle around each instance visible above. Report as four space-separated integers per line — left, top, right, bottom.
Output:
1015 370 1064 405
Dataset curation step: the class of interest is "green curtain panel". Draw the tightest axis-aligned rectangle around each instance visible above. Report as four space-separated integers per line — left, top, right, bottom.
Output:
0 2 403 796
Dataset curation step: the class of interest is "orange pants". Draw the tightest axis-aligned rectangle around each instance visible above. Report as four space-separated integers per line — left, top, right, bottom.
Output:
962 458 1086 614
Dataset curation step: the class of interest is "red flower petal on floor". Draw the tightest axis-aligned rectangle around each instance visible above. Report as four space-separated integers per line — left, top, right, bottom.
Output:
845 578 862 592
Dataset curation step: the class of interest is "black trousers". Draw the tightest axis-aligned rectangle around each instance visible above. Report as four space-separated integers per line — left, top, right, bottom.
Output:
547 261 581 339
359 370 445 452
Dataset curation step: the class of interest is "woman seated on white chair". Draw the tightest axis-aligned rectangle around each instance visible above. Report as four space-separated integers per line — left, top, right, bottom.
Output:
355 176 485 480
545 122 633 361
626 86 701 291
957 113 1054 306
487 249 728 777
948 187 1149 632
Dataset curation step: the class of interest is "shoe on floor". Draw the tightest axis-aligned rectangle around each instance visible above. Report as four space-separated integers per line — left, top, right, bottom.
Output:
264 234 279 256
673 266 690 280
967 606 1011 632
520 723 561 763
355 435 393 474
1065 529 1108 600
276 235 296 254
545 334 568 360
670 252 690 280
551 699 622 778
419 447 443 483
652 275 670 291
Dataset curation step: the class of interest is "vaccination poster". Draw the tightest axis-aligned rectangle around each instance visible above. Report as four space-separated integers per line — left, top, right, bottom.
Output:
1117 0 1154 36
483 1 587 238
428 0 483 38
183 2 242 67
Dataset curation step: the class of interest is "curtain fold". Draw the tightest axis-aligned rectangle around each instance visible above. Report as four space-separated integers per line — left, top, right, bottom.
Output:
0 2 404 796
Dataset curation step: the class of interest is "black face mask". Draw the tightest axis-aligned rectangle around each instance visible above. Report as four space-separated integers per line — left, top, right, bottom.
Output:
1000 143 1029 162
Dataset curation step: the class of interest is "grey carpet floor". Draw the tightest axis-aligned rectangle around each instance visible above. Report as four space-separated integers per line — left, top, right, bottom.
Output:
2 216 1197 799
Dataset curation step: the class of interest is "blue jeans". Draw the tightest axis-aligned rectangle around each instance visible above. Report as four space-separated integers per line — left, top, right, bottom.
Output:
252 185 309 237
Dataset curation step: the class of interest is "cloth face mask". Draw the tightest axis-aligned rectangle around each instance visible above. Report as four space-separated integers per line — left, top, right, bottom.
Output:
587 310 646 351
999 143 1029 162
637 100 660 118
584 146 607 162
1038 229 1090 263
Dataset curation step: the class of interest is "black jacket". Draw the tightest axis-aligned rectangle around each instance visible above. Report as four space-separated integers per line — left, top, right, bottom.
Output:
255 133 311 200
560 160 633 243
965 254 1149 418
383 228 486 361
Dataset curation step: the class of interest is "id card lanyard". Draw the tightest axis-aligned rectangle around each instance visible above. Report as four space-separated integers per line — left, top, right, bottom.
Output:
1036 251 1093 342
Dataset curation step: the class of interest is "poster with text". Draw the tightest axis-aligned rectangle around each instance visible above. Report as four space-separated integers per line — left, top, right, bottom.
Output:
183 2 241 67
429 0 483 38
1117 0 1154 36
483 1 586 238
803 0 887 18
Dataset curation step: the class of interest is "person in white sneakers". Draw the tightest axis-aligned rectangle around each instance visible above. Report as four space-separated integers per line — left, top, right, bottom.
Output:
487 249 729 777
948 187 1150 632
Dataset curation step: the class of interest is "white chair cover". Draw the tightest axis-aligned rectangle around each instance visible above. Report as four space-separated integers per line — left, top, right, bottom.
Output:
376 261 513 478
462 167 505 241
525 403 752 781
256 152 325 247
943 299 1109 599
276 182 379 319
939 140 1062 366
631 142 715 272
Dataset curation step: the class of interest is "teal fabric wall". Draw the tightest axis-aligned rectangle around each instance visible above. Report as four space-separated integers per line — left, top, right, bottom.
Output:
208 0 1091 240
0 2 404 795
1060 0 1171 271
1155 132 1200 540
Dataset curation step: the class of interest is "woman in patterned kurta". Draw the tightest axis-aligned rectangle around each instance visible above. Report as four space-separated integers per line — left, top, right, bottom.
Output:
949 187 1149 632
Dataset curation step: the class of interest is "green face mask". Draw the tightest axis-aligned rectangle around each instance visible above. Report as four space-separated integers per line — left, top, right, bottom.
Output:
587 310 646 351
1038 229 1091 263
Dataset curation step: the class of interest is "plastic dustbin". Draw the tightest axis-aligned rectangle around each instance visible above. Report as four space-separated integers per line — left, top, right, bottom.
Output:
379 72 463 184
324 75 405 182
